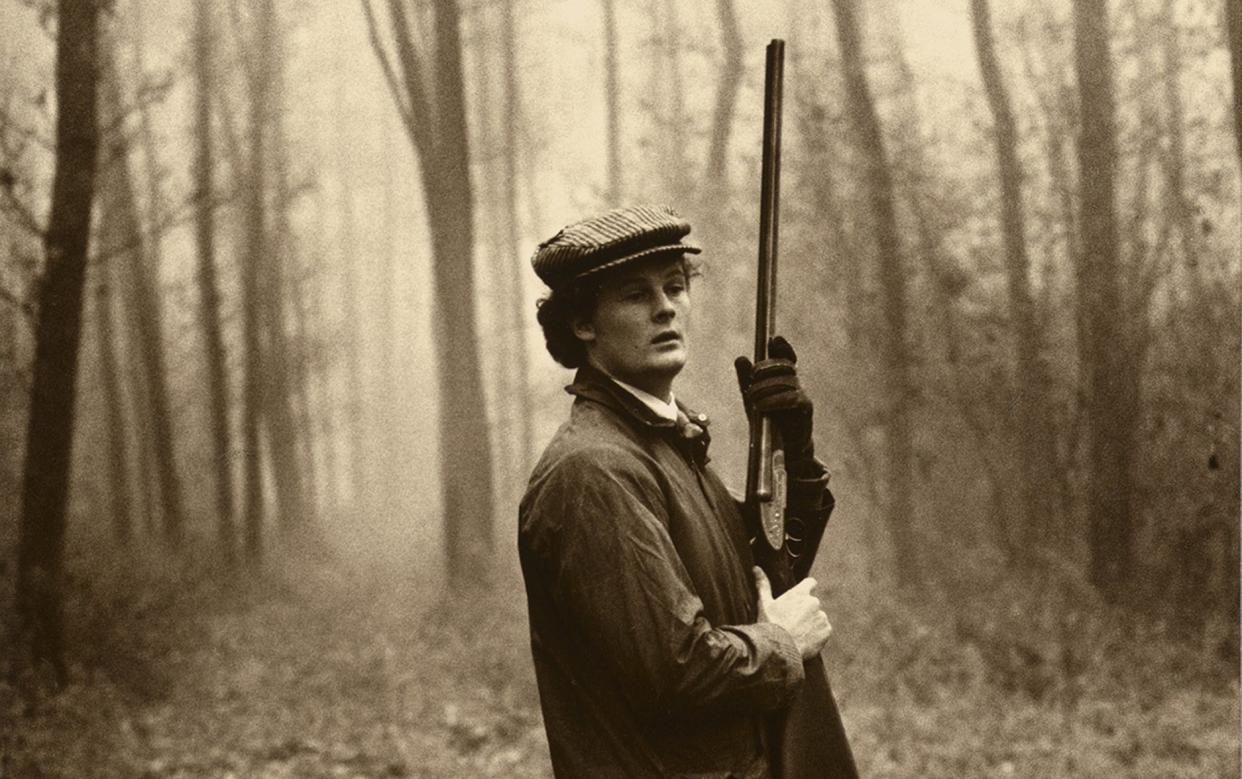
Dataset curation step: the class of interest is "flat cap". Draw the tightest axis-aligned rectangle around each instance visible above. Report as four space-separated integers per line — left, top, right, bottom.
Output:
531 205 701 289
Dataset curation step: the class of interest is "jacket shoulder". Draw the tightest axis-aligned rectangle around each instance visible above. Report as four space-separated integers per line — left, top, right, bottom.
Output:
520 409 665 536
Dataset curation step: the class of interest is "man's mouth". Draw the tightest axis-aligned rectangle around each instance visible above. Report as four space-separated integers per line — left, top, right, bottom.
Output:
651 331 682 345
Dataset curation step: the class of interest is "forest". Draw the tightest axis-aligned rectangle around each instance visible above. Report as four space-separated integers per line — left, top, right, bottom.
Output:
1 0 1239 776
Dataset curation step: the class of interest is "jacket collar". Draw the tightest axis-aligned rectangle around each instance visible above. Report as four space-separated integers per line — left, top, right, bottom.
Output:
567 364 712 464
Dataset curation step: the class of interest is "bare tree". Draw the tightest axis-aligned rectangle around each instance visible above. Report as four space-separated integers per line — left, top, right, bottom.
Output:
602 0 622 202
241 0 271 564
1228 0 1242 171
830 0 921 589
332 29 368 518
16 0 101 681
100 42 186 550
1072 0 1135 601
192 0 236 565
501 0 532 479
970 0 1057 557
702 0 742 211
90 250 132 546
262 0 314 540
364 0 496 585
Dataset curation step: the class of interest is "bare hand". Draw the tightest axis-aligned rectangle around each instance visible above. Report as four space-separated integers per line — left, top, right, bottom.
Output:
754 567 832 660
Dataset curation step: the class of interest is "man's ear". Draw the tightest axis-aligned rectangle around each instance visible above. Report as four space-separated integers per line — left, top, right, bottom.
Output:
572 318 596 344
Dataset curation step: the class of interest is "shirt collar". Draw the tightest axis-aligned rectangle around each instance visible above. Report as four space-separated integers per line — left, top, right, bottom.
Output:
608 376 679 423
566 363 710 432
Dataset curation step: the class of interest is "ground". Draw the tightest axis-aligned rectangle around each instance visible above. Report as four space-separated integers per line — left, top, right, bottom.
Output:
0 549 1237 778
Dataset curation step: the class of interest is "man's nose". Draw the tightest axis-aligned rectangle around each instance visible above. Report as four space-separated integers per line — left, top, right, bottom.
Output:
652 290 676 321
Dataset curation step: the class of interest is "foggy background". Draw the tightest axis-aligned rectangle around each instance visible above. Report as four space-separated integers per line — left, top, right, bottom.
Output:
1 0 1239 776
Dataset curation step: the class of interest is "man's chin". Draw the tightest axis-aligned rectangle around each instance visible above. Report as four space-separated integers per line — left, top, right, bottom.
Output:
649 348 687 374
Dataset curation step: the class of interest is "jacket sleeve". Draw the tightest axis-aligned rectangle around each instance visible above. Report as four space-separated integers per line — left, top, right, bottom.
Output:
525 447 805 722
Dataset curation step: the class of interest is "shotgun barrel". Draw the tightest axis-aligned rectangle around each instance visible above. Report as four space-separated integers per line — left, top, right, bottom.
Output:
746 39 789 574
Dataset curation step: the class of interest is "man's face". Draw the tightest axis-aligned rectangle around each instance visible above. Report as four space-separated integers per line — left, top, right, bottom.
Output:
574 256 691 399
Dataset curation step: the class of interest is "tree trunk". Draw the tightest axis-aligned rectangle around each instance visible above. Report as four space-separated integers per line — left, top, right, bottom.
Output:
100 43 187 550
305 207 341 520
376 105 398 519
427 0 495 584
502 0 532 479
702 0 743 213
333 32 368 516
92 230 133 546
16 0 101 682
1227 0 1242 172
263 0 314 540
601 0 622 203
368 0 496 585
970 0 1057 557
1158 0 1200 287
473 11 512 503
120 306 159 538
241 0 270 565
1072 0 1135 601
658 0 690 204
830 0 921 590
193 0 236 565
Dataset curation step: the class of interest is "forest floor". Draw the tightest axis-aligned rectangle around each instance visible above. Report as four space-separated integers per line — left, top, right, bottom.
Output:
0 547 1238 778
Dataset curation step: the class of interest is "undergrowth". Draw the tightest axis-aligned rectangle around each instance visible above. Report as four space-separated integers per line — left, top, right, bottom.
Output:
0 544 1237 778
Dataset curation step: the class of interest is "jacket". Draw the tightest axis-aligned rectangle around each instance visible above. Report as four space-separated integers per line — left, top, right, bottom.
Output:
518 365 835 778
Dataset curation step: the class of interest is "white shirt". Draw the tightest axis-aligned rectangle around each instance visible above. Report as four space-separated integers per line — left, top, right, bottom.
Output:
610 376 679 423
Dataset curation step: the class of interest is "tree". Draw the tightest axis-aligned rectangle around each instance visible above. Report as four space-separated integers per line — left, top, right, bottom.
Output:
331 30 368 517
100 41 187 550
601 0 622 203
91 230 133 546
501 0 532 482
970 0 1057 557
241 0 271 564
192 0 237 565
364 0 496 586
1227 0 1241 171
473 0 533 504
1072 0 1135 601
261 0 315 541
16 0 101 682
702 0 742 215
830 0 921 589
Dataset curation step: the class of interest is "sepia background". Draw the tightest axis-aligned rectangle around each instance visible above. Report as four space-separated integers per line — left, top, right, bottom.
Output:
1 0 1239 775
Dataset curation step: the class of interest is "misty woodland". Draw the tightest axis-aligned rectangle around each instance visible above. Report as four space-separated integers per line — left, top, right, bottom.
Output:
0 0 1239 776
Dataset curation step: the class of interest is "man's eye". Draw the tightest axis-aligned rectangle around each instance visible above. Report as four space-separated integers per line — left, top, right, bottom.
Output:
623 289 646 302
666 283 686 296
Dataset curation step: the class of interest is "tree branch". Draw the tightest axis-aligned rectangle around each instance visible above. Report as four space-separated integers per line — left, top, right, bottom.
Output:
0 280 34 321
361 0 420 149
1 184 44 237
385 0 436 156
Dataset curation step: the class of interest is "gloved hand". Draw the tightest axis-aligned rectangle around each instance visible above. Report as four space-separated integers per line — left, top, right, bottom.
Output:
734 335 815 468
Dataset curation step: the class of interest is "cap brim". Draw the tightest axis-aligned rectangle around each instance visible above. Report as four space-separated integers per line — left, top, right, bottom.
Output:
572 242 702 282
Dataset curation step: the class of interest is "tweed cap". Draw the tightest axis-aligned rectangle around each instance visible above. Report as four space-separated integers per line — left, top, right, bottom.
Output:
532 205 701 289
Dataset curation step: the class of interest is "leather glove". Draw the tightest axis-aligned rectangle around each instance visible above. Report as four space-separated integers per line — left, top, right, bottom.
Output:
734 335 815 469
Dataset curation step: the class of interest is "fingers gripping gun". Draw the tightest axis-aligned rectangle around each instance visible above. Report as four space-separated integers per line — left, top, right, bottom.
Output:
744 39 858 779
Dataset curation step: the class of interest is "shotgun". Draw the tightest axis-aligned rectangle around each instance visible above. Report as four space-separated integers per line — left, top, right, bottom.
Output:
746 39 790 586
745 39 859 779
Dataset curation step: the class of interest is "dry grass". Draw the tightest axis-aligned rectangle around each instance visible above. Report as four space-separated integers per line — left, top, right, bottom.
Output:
0 546 1237 778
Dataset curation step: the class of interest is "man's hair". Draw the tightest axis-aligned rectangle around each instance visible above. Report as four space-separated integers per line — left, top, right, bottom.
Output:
535 256 700 370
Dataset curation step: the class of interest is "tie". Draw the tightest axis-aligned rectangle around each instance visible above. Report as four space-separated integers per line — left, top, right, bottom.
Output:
675 410 710 466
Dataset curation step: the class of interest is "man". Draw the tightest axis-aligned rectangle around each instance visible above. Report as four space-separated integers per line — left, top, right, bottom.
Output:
519 205 839 778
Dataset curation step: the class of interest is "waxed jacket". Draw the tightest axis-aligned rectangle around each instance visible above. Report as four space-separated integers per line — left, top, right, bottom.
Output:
518 365 835 778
